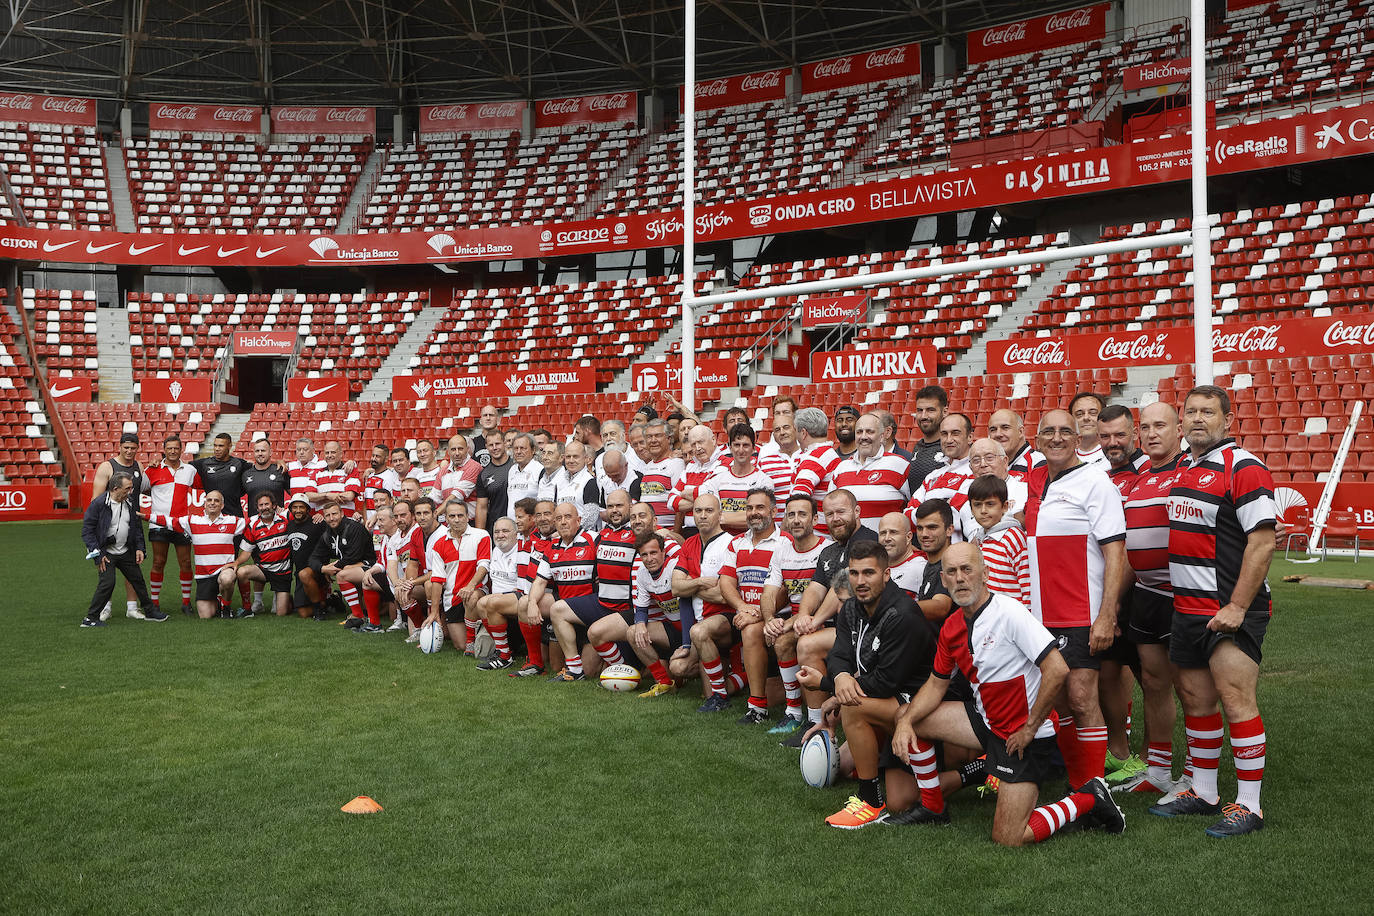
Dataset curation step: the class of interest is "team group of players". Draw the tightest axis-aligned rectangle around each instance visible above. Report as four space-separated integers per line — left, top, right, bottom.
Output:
80 383 1276 844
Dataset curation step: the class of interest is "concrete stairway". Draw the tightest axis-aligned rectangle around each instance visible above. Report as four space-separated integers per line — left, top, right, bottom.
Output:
96 308 135 401
359 304 448 401
103 143 137 233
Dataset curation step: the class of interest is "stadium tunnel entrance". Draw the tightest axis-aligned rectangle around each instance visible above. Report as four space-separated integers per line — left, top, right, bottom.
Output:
235 354 288 410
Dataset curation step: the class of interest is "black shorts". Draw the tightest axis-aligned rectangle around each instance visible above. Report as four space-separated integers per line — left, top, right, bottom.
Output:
663 620 685 652
1098 593 1137 665
261 568 294 594
943 670 972 703
149 526 192 547
371 576 395 605
1049 626 1099 671
195 575 222 602
567 594 617 627
1169 606 1269 669
965 699 1060 786
444 602 468 625
1128 587 1174 645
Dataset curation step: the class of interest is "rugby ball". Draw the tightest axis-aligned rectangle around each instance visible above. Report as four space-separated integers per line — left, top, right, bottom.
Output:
599 663 641 692
418 621 444 655
800 730 839 789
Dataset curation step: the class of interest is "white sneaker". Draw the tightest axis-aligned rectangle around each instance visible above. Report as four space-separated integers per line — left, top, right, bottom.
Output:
251 598 265 615
99 602 112 622
404 631 420 644
126 606 147 620
1158 774 1192 805
386 616 406 632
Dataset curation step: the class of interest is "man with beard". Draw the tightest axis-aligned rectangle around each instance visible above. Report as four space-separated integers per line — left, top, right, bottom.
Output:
235 492 294 617
906 386 949 491
312 502 381 632
832 406 859 460
286 496 328 618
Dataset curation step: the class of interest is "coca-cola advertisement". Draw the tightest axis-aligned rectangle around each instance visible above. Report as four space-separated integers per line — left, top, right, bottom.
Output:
805 41 922 93
967 3 1109 64
1124 58 1191 92
418 101 525 135
0 92 97 128
271 105 376 136
234 330 297 356
802 293 870 328
148 103 262 133
681 68 787 112
535 92 638 129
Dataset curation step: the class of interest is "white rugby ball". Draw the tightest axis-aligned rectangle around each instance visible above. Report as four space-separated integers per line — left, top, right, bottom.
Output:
418 621 444 655
800 730 839 789
599 663 641 692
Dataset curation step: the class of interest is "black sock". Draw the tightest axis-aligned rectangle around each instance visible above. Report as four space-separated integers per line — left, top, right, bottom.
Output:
858 776 884 809
958 757 987 787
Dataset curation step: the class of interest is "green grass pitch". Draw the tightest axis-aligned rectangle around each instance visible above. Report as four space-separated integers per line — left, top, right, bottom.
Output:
2 520 1370 914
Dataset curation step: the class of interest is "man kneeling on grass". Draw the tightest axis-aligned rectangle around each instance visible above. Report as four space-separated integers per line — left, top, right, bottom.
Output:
796 539 934 828
888 543 1125 845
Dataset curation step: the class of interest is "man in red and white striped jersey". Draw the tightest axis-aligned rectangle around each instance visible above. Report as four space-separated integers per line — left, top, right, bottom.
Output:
878 511 927 600
527 501 598 681
424 500 492 650
233 492 294 617
362 444 392 523
1151 386 1276 838
666 424 719 534
411 439 445 501
720 488 789 724
1024 409 1128 791
615 531 687 696
143 433 199 616
287 437 326 511
637 419 685 531
833 413 911 532
1115 401 1187 796
757 395 801 522
701 424 779 535
792 407 843 536
149 490 246 619
549 489 637 677
438 434 482 518
314 441 362 518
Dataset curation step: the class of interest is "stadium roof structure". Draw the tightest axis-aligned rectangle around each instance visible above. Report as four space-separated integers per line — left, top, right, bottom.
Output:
2 0 1088 107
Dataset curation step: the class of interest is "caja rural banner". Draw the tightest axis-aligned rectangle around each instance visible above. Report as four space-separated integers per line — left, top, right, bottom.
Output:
967 3 1109 65
632 357 737 394
9 102 1374 269
987 315 1374 373
682 68 787 111
804 42 921 93
138 376 215 403
535 92 638 129
148 103 261 133
392 367 595 401
810 344 938 383
271 106 376 135
419 101 525 134
0 91 96 128
287 375 350 402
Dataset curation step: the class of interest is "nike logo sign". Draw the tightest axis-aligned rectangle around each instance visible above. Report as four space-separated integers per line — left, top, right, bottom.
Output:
42 240 79 252
86 242 119 254
255 246 286 258
178 244 209 256
301 384 336 398
50 384 81 397
217 246 247 258
128 243 161 256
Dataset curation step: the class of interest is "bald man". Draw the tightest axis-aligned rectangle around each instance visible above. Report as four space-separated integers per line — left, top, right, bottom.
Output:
832 413 911 532
313 440 362 517
889 543 1123 843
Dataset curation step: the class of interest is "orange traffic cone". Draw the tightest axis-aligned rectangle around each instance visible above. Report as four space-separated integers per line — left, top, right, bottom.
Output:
341 795 383 814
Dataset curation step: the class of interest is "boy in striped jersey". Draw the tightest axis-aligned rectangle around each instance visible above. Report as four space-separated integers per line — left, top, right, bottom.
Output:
149 490 246 619
967 475 1029 606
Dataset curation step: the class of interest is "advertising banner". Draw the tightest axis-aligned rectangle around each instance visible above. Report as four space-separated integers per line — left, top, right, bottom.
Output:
810 344 938 383
804 42 921 93
967 4 1109 64
0 92 96 128
802 293 870 328
0 484 59 520
271 105 376 135
138 376 215 403
234 330 297 356
48 377 92 402
682 68 787 111
632 357 737 394
287 375 351 402
1124 58 1191 91
419 101 525 134
392 366 596 401
536 92 638 128
1275 481 1374 537
148 103 261 133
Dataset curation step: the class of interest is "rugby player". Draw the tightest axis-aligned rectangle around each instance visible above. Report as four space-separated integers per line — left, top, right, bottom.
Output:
474 516 523 670
234 492 294 616
667 493 736 704
720 487 787 724
143 433 197 616
701 423 778 535
833 413 910 532
423 499 491 650
148 490 246 620
548 489 636 678
525 501 597 681
311 502 381 632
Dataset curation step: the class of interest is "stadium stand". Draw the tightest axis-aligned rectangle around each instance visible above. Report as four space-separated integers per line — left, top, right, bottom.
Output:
23 288 99 385
60 402 219 476
0 295 64 484
293 291 428 392
124 135 370 232
0 123 112 229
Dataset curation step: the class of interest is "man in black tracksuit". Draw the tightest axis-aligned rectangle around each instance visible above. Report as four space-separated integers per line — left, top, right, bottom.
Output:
309 503 378 629
799 539 934 829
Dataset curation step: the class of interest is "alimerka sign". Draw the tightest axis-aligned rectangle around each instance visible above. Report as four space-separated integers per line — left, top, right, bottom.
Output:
810 345 937 382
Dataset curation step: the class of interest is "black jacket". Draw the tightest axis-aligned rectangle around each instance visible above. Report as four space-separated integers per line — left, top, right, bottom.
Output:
821 581 934 699
81 493 145 557
309 517 377 568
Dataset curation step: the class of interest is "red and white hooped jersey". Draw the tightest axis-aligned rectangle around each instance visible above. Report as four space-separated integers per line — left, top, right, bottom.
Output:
1124 454 1184 596
594 523 637 611
427 526 492 607
520 531 555 589
666 459 717 514
907 458 975 538
756 441 797 522
934 592 1059 740
638 456 686 528
1024 461 1126 628
888 549 929 601
764 534 831 616
242 510 292 575
834 450 912 531
143 459 199 525
287 457 326 507
980 521 1031 607
633 554 682 626
700 464 779 535
313 466 362 516
151 512 246 578
363 471 389 515
719 527 786 606
681 530 733 618
534 531 598 601
439 458 481 507
792 441 843 534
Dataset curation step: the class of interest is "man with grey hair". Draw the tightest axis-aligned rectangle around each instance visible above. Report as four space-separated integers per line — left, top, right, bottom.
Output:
873 408 912 461
597 447 642 519
536 440 565 502
793 407 842 536
550 440 601 531
597 419 643 476
506 432 541 517
638 418 685 531
81 471 166 626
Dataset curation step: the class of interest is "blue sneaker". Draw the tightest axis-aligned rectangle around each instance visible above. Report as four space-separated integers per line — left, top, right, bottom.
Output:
768 715 805 736
1205 803 1264 838
697 693 732 713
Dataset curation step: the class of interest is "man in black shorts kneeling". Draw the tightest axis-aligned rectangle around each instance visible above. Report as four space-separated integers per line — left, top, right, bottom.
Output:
235 492 295 616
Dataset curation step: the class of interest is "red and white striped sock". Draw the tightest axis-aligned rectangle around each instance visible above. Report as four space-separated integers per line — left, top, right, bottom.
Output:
727 643 746 692
361 588 382 625
1146 741 1173 787
1185 712 1224 803
338 582 363 617
778 656 802 718
747 695 767 712
150 570 164 603
907 739 945 814
1229 714 1266 812
180 572 193 602
1076 724 1109 783
594 642 623 667
727 671 747 693
1027 791 1093 843
463 619 479 647
648 660 672 686
519 622 544 667
702 657 727 696
489 621 510 660
565 653 583 676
